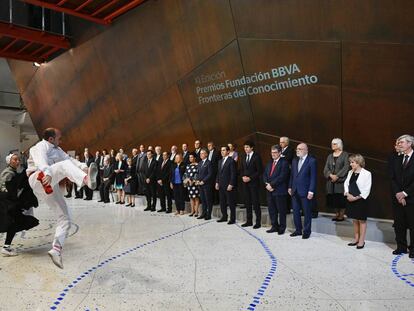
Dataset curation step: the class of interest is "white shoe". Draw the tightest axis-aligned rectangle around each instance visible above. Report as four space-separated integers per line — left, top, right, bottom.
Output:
48 249 63 269
86 163 98 190
1 247 18 257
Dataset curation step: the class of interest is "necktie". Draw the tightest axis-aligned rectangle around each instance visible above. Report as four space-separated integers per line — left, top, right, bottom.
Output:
298 157 304 172
403 155 409 168
246 154 250 165
162 160 166 168
222 157 226 168
270 160 277 176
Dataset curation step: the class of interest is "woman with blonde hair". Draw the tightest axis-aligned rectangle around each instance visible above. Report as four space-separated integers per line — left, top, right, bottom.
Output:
344 154 372 249
114 152 127 204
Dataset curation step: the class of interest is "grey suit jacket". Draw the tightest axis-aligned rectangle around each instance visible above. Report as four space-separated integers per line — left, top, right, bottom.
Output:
323 151 349 194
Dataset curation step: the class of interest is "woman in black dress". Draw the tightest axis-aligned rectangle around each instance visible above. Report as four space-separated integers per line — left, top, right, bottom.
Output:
114 153 127 204
183 153 200 217
344 154 372 249
124 158 137 207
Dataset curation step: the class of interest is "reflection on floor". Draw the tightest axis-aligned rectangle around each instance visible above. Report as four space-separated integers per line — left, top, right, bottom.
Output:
0 195 413 311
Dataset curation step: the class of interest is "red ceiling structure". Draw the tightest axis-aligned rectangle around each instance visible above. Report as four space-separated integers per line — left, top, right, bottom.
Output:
21 0 147 25
0 21 70 62
0 0 146 62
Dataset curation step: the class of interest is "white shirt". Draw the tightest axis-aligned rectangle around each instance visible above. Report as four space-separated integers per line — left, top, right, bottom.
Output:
208 150 213 161
403 150 413 165
221 156 229 168
27 139 86 176
246 151 254 162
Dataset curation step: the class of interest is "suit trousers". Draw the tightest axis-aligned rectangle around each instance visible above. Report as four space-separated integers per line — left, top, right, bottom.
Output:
291 193 312 235
158 182 172 210
173 184 185 211
145 181 157 208
266 193 287 231
393 200 414 250
219 186 236 221
99 181 111 202
243 183 261 225
200 184 213 217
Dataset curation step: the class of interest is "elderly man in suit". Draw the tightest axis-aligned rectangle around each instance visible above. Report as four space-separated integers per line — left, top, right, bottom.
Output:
240 141 263 229
156 151 172 213
263 144 290 235
288 142 317 239
215 145 237 224
391 134 414 258
280 136 295 164
143 150 158 211
197 148 213 220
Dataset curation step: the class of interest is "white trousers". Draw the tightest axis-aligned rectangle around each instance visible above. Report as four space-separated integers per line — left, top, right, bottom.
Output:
29 160 87 250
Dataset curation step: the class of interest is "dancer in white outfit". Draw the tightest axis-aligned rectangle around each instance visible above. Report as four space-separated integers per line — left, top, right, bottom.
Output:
27 128 97 269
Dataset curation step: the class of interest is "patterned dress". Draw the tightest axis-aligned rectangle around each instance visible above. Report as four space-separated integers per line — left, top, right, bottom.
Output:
184 163 200 199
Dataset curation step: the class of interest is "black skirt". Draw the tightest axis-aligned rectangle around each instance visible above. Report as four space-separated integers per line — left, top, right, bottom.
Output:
346 198 368 221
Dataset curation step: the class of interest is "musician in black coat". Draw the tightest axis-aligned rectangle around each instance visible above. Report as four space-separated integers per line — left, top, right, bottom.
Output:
170 154 187 214
98 156 114 203
156 152 172 213
240 141 263 228
143 150 158 211
197 149 214 220
391 135 414 258
0 154 39 256
82 151 95 200
263 145 290 235
215 146 237 224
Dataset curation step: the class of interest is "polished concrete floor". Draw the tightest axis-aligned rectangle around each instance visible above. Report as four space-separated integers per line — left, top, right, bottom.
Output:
0 194 413 311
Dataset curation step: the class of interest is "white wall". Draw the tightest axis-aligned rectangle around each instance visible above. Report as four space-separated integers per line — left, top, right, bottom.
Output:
0 120 21 171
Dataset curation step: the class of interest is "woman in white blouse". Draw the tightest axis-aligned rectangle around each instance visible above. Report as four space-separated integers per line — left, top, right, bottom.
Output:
344 154 372 249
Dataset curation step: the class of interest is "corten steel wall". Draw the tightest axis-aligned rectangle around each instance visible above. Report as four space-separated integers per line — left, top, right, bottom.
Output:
8 0 414 219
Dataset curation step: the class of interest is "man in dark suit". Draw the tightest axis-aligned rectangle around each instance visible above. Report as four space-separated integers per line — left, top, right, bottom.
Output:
263 145 290 235
288 143 317 239
207 141 221 204
136 145 147 195
194 140 202 162
156 151 172 213
182 143 190 166
197 148 213 220
391 134 414 258
82 151 94 200
215 146 237 224
280 136 295 164
98 155 114 203
240 141 263 229
143 150 158 211
154 146 162 163
94 151 101 190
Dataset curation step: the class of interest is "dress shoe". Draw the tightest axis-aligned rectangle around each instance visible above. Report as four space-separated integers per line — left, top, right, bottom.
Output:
104 201 110 203
336 218 345 222
157 209 166 213
290 231 302 237
125 203 132 207
197 214 206 219
97 200 104 202
115 201 121 204
194 214 198 217
217 218 227 223
253 224 261 229
64 195 71 198
356 242 365 249
241 222 253 227
151 208 156 211
131 204 135 207
347 241 358 246
166 210 172 214
74 196 82 199
331 217 338 221
84 198 92 201
409 251 414 258
227 220 235 225
278 230 285 235
392 248 408 255
204 216 211 220
143 207 151 211
302 233 310 239
266 227 278 233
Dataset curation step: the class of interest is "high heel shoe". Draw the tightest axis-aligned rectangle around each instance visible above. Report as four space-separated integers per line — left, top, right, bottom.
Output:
189 213 194 217
131 204 135 207
356 242 365 249
115 201 121 204
347 241 358 246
